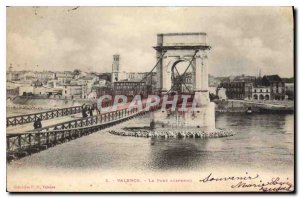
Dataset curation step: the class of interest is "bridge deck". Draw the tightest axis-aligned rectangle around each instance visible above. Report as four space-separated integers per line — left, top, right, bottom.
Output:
6 113 82 134
6 99 140 127
6 102 111 127
6 105 159 162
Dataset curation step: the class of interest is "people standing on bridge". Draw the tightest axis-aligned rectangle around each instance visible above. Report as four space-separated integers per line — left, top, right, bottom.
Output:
82 106 88 118
96 106 101 115
89 106 94 117
33 118 42 129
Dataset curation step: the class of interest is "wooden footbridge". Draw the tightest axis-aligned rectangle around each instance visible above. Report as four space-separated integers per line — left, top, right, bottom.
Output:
6 104 160 162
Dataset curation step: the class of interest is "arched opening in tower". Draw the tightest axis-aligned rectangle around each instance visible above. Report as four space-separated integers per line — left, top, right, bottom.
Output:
171 60 194 94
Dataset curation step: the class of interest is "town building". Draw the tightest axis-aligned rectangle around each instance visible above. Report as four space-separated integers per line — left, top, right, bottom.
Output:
255 75 285 100
19 85 34 96
127 72 157 93
127 72 147 81
219 81 253 100
32 80 43 87
113 81 149 96
62 84 87 99
252 86 271 100
87 91 98 99
54 71 74 84
233 75 256 83
95 79 107 87
217 87 227 100
35 71 55 82
285 83 294 100
6 87 19 100
92 86 112 98
73 76 97 94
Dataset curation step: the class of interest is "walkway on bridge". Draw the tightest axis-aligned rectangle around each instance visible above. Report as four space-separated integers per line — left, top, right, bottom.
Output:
7 113 83 134
6 104 159 162
6 102 113 127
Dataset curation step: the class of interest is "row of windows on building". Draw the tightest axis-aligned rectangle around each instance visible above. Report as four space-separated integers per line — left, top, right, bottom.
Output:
253 88 283 94
253 89 269 93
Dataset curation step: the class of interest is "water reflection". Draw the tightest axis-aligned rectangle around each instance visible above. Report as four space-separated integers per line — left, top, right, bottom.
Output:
147 113 294 171
148 138 208 170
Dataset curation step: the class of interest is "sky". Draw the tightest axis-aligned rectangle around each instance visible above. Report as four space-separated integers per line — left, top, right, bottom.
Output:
7 7 294 77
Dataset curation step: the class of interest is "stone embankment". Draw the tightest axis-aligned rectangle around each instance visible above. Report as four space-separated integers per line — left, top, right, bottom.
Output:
7 102 53 110
109 127 234 139
215 99 294 113
7 97 95 110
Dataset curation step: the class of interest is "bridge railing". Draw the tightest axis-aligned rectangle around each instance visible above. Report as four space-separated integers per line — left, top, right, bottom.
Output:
6 101 114 127
6 106 82 127
7 104 160 155
25 108 134 133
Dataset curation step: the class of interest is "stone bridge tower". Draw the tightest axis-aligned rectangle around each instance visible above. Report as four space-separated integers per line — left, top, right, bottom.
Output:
153 33 215 131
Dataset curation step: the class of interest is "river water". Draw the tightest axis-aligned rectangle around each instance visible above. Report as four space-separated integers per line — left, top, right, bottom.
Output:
8 113 294 173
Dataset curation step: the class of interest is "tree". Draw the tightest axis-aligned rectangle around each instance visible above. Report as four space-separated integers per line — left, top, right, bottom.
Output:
285 90 294 100
209 93 219 101
73 69 81 76
73 69 81 79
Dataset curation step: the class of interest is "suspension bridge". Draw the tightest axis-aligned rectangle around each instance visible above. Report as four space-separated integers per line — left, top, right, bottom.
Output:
6 102 161 162
6 32 214 162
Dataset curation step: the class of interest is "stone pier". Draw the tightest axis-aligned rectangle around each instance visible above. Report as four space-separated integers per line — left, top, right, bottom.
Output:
153 32 216 133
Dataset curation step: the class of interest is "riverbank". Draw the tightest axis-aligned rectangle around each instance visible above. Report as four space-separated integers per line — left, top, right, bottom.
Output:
109 127 234 139
7 97 294 115
215 99 294 113
8 96 95 110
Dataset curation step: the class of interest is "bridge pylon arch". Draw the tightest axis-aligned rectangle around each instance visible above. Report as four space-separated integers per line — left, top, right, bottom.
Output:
152 32 216 131
154 32 211 106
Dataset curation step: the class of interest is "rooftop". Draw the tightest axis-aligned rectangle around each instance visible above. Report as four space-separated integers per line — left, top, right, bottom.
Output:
264 75 282 82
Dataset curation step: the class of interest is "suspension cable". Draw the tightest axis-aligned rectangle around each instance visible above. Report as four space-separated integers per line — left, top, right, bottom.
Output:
138 50 167 84
173 65 191 93
166 50 199 94
126 50 167 95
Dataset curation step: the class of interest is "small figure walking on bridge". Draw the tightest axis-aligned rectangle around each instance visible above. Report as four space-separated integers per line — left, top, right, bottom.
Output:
82 105 88 118
33 118 42 129
89 106 94 117
96 106 101 115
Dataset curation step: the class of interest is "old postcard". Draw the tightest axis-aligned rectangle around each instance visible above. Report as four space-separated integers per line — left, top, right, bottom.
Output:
6 6 294 192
